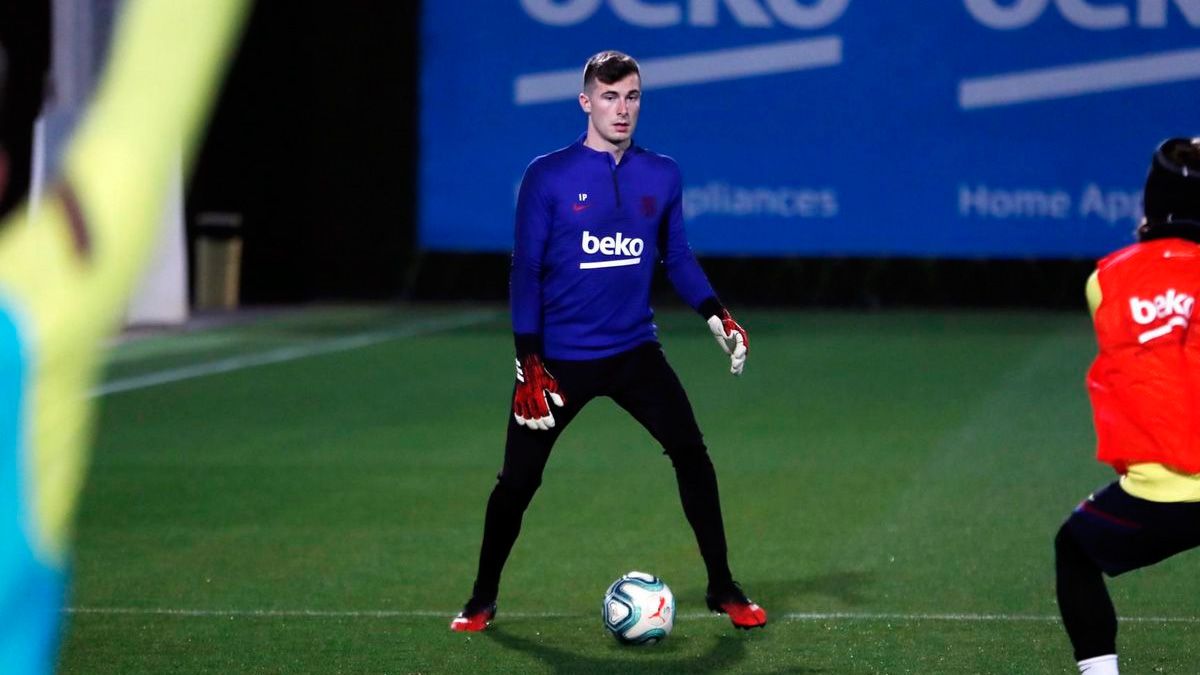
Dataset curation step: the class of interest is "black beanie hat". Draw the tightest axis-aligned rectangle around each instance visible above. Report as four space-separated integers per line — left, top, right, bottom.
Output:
1144 137 1200 225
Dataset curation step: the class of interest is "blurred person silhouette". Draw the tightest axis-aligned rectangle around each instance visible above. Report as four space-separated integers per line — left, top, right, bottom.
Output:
0 0 246 671
1055 137 1200 675
0 0 50 221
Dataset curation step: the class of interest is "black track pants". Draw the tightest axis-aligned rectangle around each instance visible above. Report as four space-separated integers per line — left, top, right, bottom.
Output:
470 342 734 602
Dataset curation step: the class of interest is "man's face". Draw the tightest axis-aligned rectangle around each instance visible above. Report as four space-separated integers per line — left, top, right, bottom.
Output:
580 73 641 148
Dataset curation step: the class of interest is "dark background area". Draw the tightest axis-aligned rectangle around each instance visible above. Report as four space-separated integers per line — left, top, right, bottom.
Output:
188 0 418 304
408 253 1097 309
0 0 51 221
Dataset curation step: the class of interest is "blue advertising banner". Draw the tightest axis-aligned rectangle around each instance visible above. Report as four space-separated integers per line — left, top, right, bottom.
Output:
419 1 1200 257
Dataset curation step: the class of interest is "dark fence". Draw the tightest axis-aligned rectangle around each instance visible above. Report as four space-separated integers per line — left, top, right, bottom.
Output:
403 253 1096 310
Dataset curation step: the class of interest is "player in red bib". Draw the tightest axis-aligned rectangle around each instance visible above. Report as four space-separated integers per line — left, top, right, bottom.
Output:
1055 137 1200 675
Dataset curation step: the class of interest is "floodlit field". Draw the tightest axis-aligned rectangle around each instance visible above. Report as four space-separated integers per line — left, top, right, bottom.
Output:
58 305 1200 673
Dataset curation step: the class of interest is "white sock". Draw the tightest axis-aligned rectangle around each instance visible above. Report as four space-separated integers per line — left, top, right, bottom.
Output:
1078 654 1118 675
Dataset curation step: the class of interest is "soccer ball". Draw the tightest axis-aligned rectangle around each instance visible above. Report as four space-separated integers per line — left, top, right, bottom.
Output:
601 571 675 646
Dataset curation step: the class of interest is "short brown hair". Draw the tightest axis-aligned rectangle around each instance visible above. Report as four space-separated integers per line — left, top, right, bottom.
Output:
582 51 640 91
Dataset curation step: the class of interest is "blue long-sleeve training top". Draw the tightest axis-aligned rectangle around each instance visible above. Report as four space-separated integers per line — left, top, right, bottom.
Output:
510 135 718 360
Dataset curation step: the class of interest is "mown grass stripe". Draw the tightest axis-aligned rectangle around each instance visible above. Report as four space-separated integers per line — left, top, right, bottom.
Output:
94 310 500 397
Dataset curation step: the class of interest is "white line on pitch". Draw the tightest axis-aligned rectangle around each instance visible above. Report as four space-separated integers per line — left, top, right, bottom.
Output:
63 607 1200 624
959 47 1200 110
782 611 1198 624
93 310 501 397
63 608 577 619
515 37 843 105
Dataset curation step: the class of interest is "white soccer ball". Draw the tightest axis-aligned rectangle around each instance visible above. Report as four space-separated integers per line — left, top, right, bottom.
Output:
601 571 675 646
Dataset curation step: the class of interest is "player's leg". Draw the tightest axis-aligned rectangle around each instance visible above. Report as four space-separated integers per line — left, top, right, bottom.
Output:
1055 482 1200 673
1055 524 1117 670
453 361 596 631
608 342 766 629
0 309 68 673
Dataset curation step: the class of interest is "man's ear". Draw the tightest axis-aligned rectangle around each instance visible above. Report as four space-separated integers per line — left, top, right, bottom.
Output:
578 92 591 114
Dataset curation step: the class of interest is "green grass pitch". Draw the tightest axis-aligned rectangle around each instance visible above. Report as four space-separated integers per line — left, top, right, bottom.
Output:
57 305 1200 673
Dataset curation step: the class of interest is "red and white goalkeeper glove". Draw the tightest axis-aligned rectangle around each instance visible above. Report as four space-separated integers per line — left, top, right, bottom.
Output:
707 308 749 375
513 354 566 430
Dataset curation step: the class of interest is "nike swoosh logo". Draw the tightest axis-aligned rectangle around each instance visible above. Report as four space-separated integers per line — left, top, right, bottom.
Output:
573 203 591 212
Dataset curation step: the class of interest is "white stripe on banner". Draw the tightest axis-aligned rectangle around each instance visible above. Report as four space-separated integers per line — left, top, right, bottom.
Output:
515 37 843 105
959 47 1200 110
579 257 641 269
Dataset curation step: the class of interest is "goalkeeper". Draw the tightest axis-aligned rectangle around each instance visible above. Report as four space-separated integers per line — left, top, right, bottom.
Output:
451 50 765 633
1055 137 1200 675
0 2 245 672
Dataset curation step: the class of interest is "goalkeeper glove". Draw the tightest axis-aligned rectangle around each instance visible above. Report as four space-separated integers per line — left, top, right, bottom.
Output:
513 354 566 430
706 308 748 375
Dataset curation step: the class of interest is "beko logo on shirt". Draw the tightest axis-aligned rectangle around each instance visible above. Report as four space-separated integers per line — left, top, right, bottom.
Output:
580 230 643 269
1129 289 1194 344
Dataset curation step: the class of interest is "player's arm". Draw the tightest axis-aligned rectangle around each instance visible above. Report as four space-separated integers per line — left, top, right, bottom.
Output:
0 0 247 568
509 163 565 430
61 0 249 315
1086 269 1101 318
659 166 748 375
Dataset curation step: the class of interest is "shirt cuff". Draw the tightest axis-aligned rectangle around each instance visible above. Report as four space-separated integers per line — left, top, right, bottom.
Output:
697 297 724 320
514 333 543 359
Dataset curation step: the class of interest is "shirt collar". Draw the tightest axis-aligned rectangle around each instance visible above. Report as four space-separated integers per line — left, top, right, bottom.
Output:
574 133 640 163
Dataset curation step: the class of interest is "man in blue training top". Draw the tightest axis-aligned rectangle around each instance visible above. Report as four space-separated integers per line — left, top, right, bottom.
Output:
451 50 766 632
